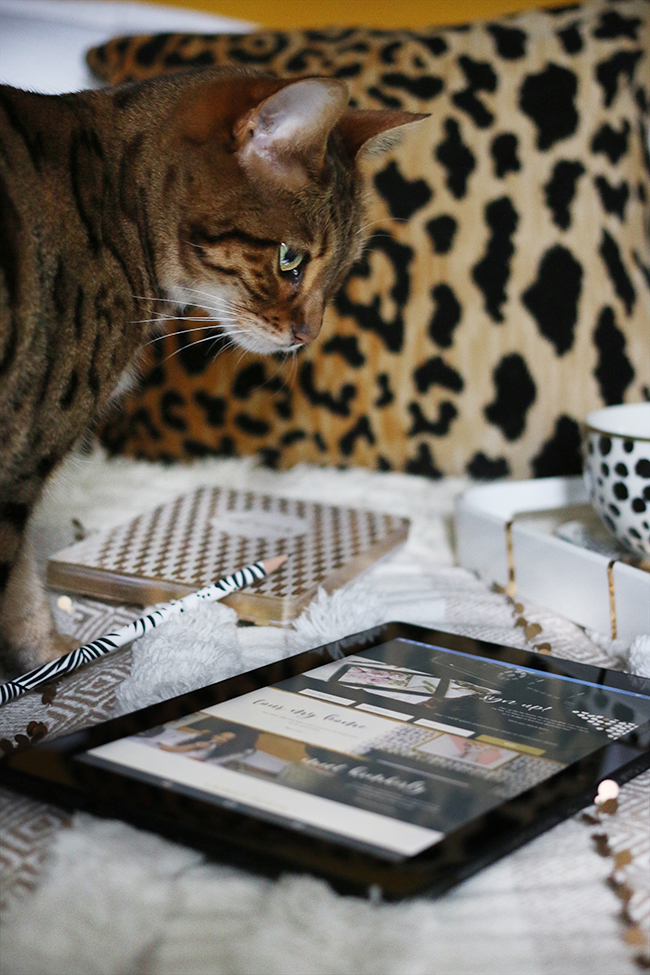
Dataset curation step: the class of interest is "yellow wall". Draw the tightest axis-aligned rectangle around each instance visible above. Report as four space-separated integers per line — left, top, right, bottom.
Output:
142 0 574 30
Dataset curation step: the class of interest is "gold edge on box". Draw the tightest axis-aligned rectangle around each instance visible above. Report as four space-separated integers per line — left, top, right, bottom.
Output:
47 521 410 624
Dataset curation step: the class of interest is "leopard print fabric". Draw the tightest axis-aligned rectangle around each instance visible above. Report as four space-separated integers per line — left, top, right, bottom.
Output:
88 0 650 479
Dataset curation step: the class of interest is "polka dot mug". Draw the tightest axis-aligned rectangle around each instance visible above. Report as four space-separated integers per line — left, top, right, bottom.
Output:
583 403 650 558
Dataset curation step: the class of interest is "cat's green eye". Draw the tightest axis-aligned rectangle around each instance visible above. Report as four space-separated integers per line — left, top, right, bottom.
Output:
278 243 306 275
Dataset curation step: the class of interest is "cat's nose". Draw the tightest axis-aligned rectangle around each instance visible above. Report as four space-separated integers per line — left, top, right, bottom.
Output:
291 321 320 345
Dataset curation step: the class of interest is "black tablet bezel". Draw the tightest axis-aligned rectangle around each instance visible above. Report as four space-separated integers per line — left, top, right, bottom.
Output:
2 622 649 900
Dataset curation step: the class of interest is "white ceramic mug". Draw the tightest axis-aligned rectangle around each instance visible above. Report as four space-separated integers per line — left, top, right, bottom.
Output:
583 403 650 558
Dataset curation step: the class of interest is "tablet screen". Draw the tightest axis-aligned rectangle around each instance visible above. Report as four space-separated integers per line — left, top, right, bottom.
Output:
80 637 650 861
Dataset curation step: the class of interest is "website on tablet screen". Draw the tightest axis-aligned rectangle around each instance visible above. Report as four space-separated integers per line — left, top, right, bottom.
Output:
82 639 650 859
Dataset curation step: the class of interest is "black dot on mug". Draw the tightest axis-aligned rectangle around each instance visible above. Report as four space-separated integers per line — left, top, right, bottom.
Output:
644 487 650 501
632 498 647 513
623 440 634 453
636 459 650 478
613 482 628 500
599 436 612 456
601 463 609 477
608 503 620 516
629 528 641 539
604 515 616 532
614 462 628 477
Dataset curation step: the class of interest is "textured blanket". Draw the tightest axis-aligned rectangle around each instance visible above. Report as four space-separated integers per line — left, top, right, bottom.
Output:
0 451 648 974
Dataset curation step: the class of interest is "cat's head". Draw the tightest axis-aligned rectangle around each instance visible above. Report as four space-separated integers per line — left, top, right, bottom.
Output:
158 70 426 355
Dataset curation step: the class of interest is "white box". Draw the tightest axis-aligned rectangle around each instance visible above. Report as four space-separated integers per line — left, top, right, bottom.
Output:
455 477 650 644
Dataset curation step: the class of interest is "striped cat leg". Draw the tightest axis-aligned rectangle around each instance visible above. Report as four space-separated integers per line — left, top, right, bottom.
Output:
0 518 75 674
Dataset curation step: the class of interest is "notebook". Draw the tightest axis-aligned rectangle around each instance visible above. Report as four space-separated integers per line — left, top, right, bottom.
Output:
47 486 410 624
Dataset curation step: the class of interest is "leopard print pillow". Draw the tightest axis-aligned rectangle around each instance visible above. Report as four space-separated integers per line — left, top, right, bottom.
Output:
88 0 650 479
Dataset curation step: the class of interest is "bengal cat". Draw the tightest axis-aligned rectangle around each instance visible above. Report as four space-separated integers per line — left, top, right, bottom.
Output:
0 66 424 675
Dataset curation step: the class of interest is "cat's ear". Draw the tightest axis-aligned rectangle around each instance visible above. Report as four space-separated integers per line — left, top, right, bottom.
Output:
336 109 429 159
233 78 349 190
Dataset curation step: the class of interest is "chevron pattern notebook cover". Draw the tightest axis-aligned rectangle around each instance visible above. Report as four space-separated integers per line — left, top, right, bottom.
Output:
47 486 410 624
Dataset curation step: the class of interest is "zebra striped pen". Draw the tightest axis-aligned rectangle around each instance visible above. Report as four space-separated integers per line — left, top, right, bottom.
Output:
0 555 287 706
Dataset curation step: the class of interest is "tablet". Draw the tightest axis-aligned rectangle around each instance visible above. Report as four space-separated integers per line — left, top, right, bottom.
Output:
2 622 650 899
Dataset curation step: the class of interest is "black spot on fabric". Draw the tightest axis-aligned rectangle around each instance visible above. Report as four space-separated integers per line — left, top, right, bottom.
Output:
414 356 464 394
184 438 232 460
164 50 214 69
544 160 585 229
339 416 375 456
304 28 355 41
333 64 363 79
233 362 267 398
334 232 413 353
426 215 457 254
258 447 281 470
428 283 462 348
466 452 511 480
194 391 226 427
281 429 307 446
407 401 458 437
229 33 289 64
313 432 327 452
472 196 518 322
599 229 636 314
519 63 578 150
594 176 629 220
135 34 171 67
633 250 650 290
235 413 270 437
374 160 433 220
593 306 634 405
591 120 630 164
417 34 448 57
381 72 444 100
491 133 521 178
375 373 394 407
596 51 643 108
273 389 292 421
285 47 324 72
522 245 583 355
376 456 393 472
532 415 582 477
435 118 476 199
594 11 642 41
176 330 214 375
484 354 536 441
405 443 443 479
299 360 355 415
557 21 583 54
368 87 403 109
143 364 165 388
161 390 186 432
322 335 365 368
452 55 497 128
380 41 401 64
487 23 527 59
